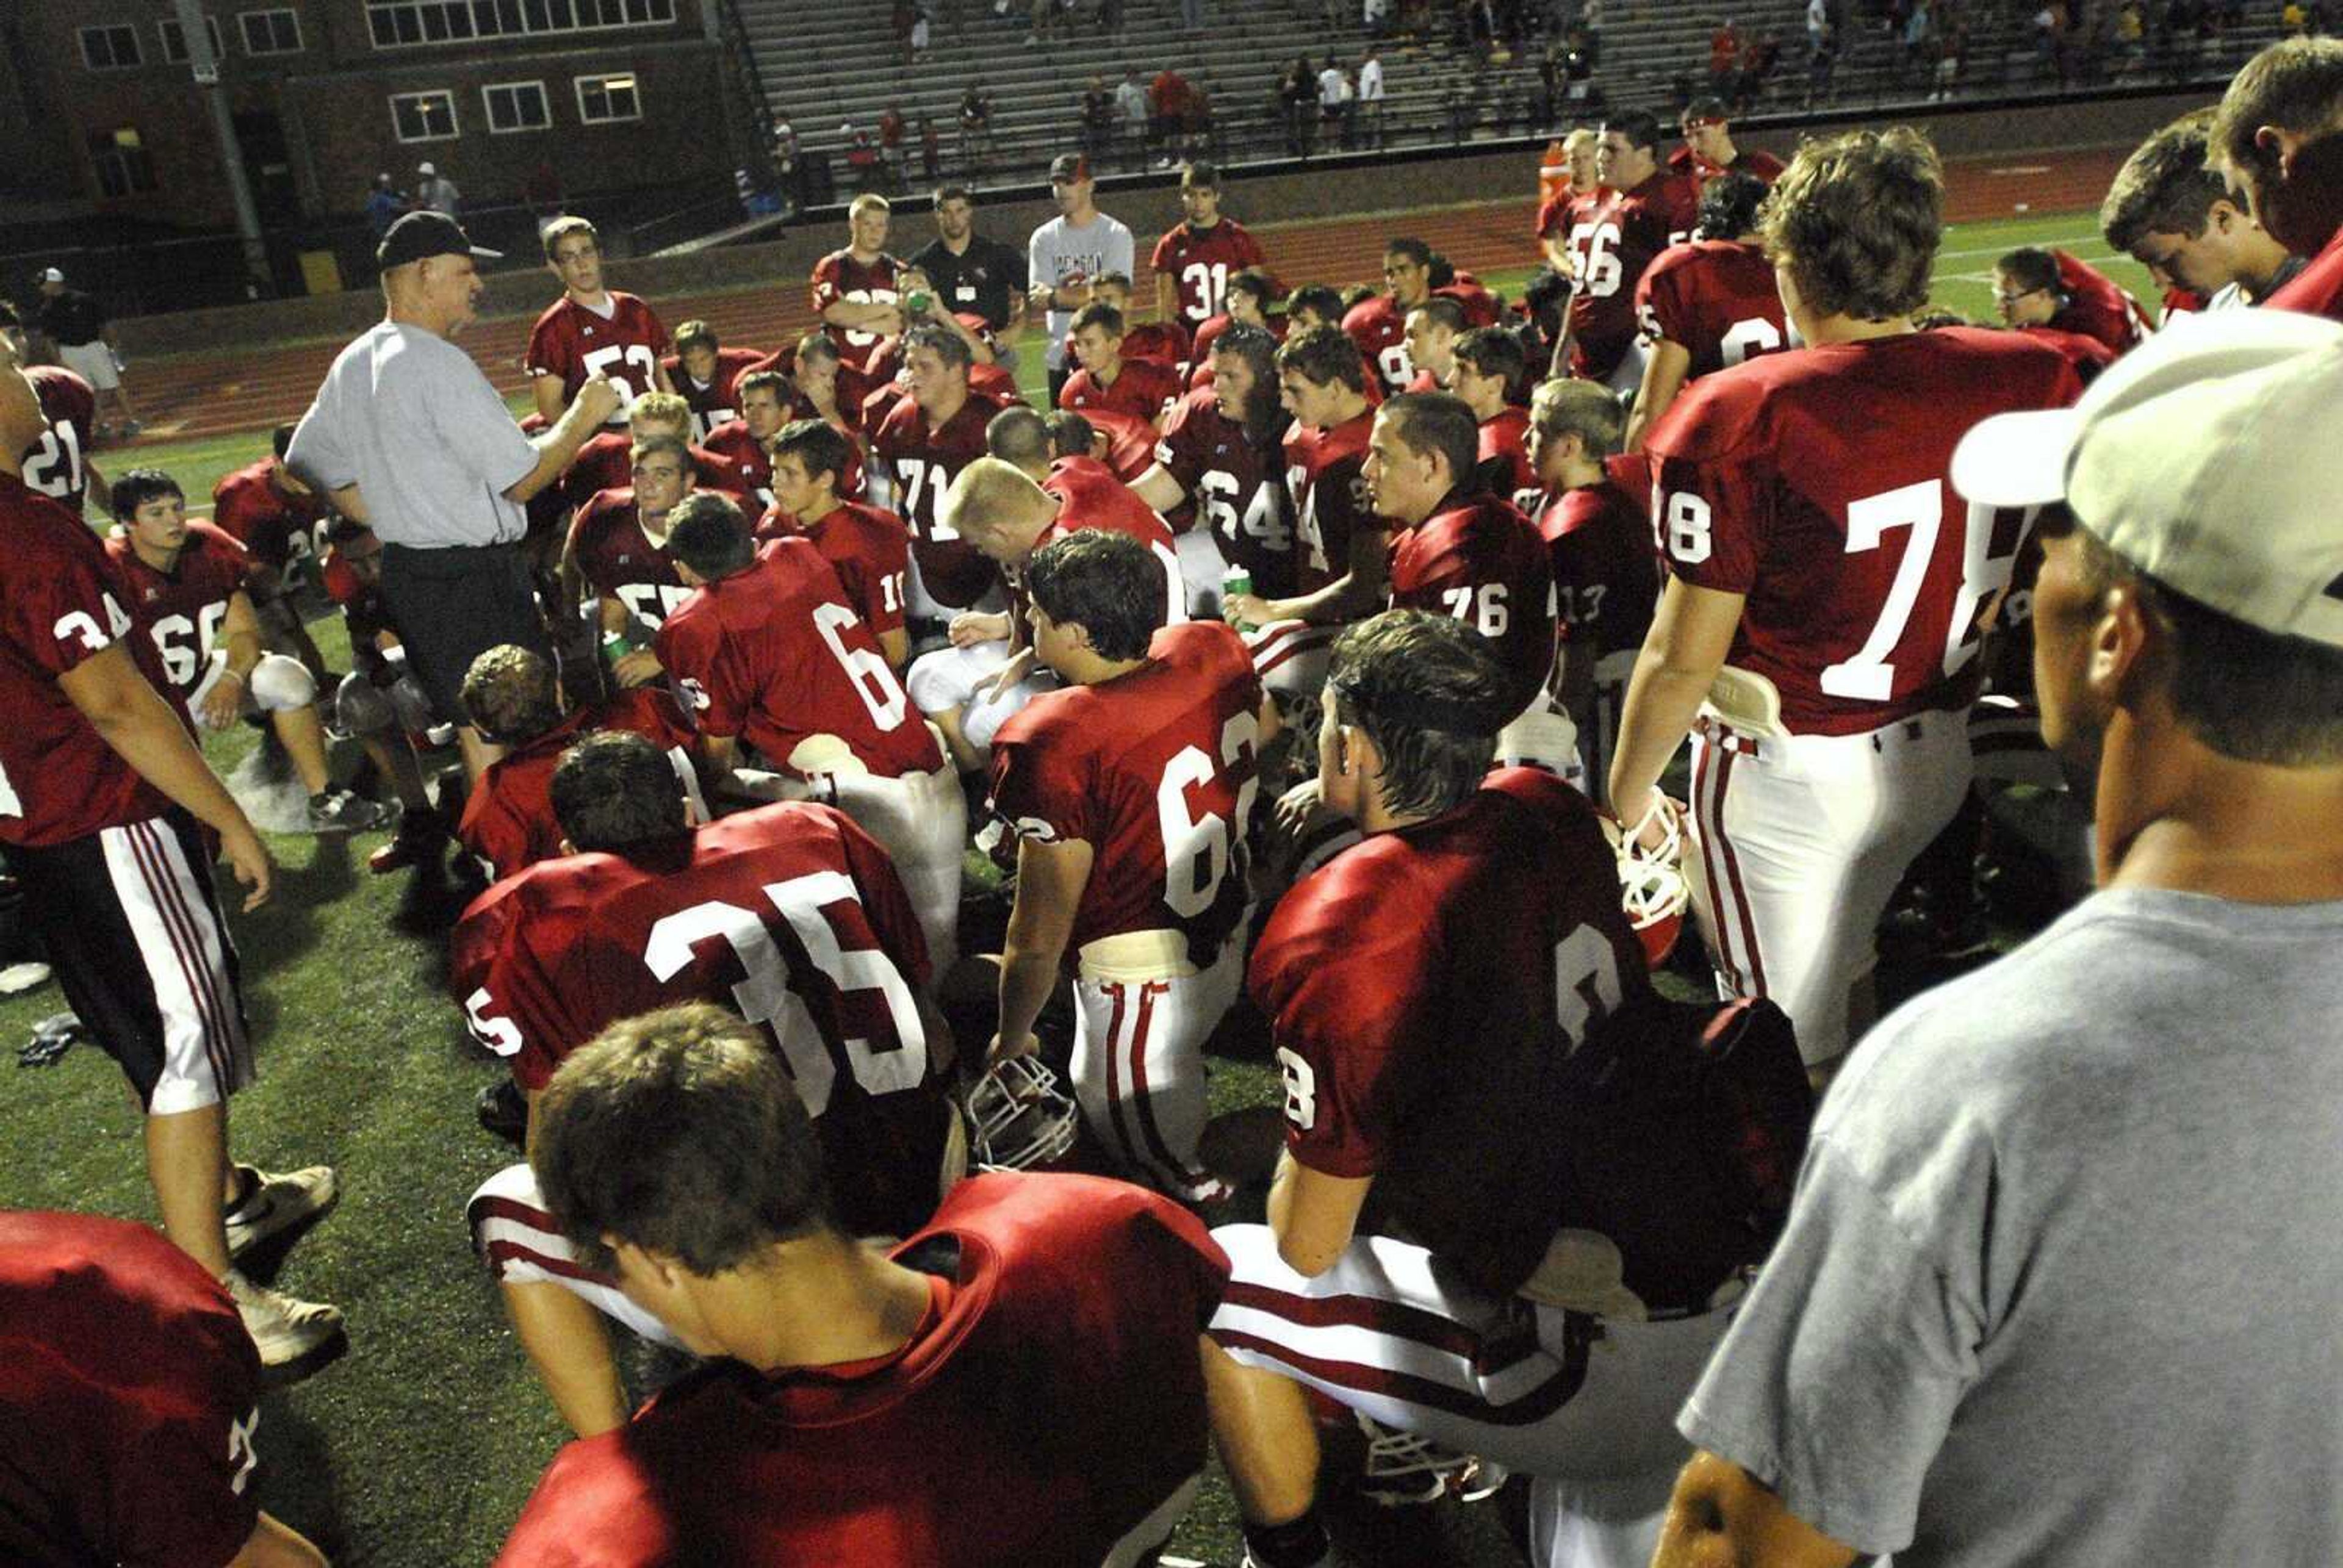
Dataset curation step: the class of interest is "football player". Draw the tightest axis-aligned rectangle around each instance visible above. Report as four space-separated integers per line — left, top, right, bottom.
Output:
454 738 956 1438
1563 112 1701 394
527 217 674 426
561 436 701 689
1668 97 1787 190
867 323 1021 615
697 368 793 512
1535 125 1608 279
661 318 765 440
206 423 336 672
1627 171 1795 453
1203 611 1722 1568
2100 109 2305 311
313 519 452 876
810 193 907 414
1610 127 2084 1079
1992 246 2147 358
1528 378 1658 810
104 470 385 833
1399 295 1463 392
2208 35 2343 321
656 492 965 970
1451 326 1538 508
1152 159 1271 328
492 1001 1228 1563
1342 237 1436 395
1 298 104 520
1 1212 327 1567
761 418 910 669
453 644 705 883
990 530 1265 1204
1187 266 1286 389
1058 299 1187 437
1134 322 1295 613
560 390 747 516
1090 270 1191 369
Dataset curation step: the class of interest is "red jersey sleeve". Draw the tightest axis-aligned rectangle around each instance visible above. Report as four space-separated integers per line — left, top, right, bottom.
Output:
988 711 1095 850
522 305 570 384
828 506 911 638
655 603 750 741
809 253 845 315
5 516 135 681
1644 378 1769 595
450 876 597 1090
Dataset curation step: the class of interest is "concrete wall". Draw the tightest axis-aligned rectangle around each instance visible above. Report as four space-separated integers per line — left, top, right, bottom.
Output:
115 84 2219 356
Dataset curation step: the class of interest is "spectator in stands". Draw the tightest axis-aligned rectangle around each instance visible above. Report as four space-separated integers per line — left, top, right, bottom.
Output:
1152 63 1198 166
1359 46 1389 145
2210 36 2343 320
1318 57 1356 151
1281 58 1318 155
1709 17 1741 94
1083 74 1117 166
1737 28 1782 109
912 186 1029 343
1805 15 1840 102
959 83 998 171
879 104 909 190
2102 109 2303 308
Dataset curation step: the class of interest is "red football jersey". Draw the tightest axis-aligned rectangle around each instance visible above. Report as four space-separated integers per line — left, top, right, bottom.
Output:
1058 356 1185 428
1031 456 1184 626
755 500 910 641
1185 312 1289 389
1432 276 1503 329
1477 406 1541 515
565 488 691 630
318 547 400 681
809 249 903 372
1635 239 1793 380
1535 184 1608 242
991 622 1261 967
1666 143 1788 189
1153 387 1296 595
699 419 776 511
450 804 951 1241
1150 218 1269 325
457 686 702 882
1646 328 2083 735
657 540 942 779
104 521 262 700
1252 768 1651 1296
0 1212 264 1568
1283 410 1377 595
771 403 871 505
209 455 331 575
495 1173 1228 1568
2048 250 2147 356
2158 285 2208 323
1078 407 1166 483
663 345 766 440
2017 324 2119 384
525 292 671 425
1120 320 1192 369
1387 492 1557 719
868 388 1015 610
2266 226 2343 321
22 366 96 516
560 431 745 514
1342 293 1414 395
1539 478 1659 663
1567 174 1696 382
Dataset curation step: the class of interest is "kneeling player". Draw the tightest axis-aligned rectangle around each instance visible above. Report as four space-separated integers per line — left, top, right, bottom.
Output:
990 531 1266 1205
104 469 385 833
494 1002 1230 1565
456 733 960 1437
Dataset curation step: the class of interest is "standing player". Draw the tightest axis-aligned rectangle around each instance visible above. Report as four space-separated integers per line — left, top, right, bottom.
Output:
2209 35 2343 322
662 320 765 440
0 364 340 1365
0 1212 328 1567
1342 237 1436 396
1993 246 2148 358
492 1001 1228 1563
699 370 793 513
1 300 104 520
1610 128 2083 1079
656 494 965 971
1668 98 1787 190
2100 110 2303 311
528 217 675 426
455 739 956 1439
1529 378 1658 809
1535 126 1608 279
763 418 910 670
1151 159 1269 330
1562 112 1701 395
868 323 1019 614
104 469 386 833
1627 171 1794 451
811 194 907 416
1451 326 1539 509
1057 300 1186 447
1134 322 1295 611
562 434 700 687
990 530 1264 1204
1203 612 1728 1568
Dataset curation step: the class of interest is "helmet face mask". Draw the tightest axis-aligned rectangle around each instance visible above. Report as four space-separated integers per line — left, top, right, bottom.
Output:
967 1056 1080 1171
1604 798 1692 968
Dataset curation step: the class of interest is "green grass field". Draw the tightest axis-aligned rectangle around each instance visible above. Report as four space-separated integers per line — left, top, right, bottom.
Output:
0 204 2119 1567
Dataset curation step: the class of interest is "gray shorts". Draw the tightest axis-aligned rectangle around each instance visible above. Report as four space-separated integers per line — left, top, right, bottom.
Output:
58 340 118 392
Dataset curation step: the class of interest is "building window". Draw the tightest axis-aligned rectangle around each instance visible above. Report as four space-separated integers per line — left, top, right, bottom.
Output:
79 24 143 71
365 0 676 49
483 80 551 134
158 16 227 65
90 128 159 197
239 10 305 54
390 90 459 143
574 73 641 124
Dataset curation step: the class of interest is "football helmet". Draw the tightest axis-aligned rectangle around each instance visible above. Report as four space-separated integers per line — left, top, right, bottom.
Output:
1605 796 1691 968
967 1056 1080 1172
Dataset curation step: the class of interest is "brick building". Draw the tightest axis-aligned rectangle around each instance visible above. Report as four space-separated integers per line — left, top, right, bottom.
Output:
7 1 738 231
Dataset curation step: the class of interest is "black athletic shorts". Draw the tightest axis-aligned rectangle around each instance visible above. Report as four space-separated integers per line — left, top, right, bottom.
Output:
379 541 549 725
5 811 254 1114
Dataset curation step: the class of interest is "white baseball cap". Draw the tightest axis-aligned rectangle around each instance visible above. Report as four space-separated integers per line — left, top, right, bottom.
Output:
417 161 436 176
1952 309 2343 650
37 267 62 283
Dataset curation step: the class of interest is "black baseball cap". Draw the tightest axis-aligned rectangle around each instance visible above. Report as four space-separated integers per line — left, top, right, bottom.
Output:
376 211 502 270
1048 153 1092 182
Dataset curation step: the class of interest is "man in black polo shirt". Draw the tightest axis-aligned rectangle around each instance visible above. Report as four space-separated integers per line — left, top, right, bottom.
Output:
908 186 1028 351
34 268 140 438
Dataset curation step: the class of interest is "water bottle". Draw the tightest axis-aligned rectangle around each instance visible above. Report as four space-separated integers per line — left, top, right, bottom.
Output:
1223 566 1256 632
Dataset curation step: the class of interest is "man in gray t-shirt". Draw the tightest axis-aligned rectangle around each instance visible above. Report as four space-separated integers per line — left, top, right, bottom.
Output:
1653 312 2343 1567
1027 153 1134 401
287 212 613 776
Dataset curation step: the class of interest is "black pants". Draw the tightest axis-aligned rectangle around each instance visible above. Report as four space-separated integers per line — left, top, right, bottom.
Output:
380 541 548 726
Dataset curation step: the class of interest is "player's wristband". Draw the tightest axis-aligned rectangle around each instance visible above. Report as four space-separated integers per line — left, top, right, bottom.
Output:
220 666 248 686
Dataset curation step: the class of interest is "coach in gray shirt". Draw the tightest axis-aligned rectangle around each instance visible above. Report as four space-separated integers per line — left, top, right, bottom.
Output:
1652 311 2343 1567
1027 154 1133 403
288 212 613 775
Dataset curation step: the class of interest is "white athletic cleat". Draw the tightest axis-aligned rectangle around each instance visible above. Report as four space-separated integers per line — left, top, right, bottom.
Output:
224 1163 339 1260
226 1270 344 1367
